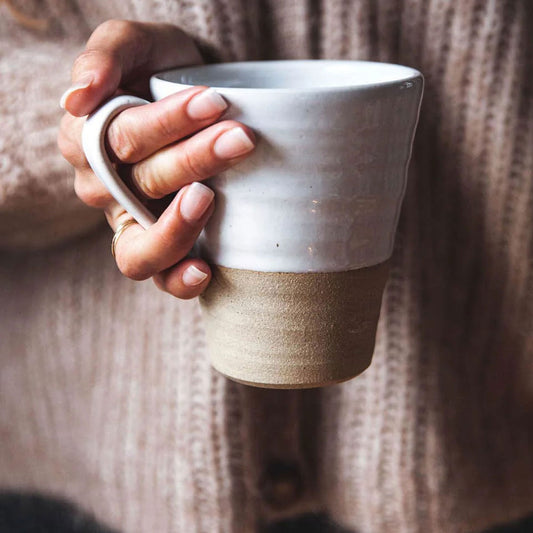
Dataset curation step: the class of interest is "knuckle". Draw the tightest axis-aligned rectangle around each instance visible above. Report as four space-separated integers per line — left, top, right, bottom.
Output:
153 112 178 141
152 274 167 293
74 176 111 208
95 19 133 36
182 145 207 182
89 20 149 57
58 115 82 163
156 223 189 252
57 130 74 162
132 166 161 199
72 48 105 72
59 112 74 132
107 115 141 162
116 255 152 281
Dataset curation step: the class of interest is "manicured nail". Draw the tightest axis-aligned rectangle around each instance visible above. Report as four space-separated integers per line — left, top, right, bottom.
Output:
180 182 214 223
59 74 94 109
213 127 255 159
187 88 228 120
183 265 209 286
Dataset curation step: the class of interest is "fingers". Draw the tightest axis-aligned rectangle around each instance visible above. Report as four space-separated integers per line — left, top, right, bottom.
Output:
58 20 227 300
62 21 203 116
153 257 212 300
131 120 256 199
74 169 115 209
58 112 87 168
60 86 234 170
105 183 214 300
108 182 215 282
58 112 117 208
105 87 229 163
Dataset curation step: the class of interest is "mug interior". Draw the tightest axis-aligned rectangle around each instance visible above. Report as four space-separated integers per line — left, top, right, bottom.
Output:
154 60 421 91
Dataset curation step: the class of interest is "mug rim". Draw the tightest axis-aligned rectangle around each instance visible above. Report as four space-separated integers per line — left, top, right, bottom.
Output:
151 59 422 94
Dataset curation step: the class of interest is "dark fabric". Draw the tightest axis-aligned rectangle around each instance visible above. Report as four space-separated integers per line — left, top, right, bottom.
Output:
0 493 117 533
265 513 533 533
483 515 533 533
1 492 532 532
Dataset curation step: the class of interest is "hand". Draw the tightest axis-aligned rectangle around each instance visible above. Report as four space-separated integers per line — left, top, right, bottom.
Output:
58 20 256 299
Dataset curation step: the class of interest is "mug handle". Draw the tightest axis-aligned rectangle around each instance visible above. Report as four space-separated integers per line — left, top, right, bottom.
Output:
82 95 157 229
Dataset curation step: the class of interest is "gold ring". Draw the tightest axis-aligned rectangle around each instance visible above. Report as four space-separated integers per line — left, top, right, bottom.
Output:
111 218 137 258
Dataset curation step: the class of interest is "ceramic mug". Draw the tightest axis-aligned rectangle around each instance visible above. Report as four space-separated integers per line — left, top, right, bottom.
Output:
82 60 423 388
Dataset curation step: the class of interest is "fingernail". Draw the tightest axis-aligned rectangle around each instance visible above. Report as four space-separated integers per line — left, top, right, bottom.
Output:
183 265 209 286
187 88 228 120
180 182 214 223
59 74 94 109
213 127 255 159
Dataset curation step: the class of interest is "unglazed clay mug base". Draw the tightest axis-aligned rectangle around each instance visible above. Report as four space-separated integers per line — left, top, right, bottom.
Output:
200 261 391 388
82 60 423 389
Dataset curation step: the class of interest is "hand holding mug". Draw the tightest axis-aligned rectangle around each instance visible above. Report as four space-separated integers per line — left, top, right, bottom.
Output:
61 22 423 388
77 56 422 388
58 20 256 299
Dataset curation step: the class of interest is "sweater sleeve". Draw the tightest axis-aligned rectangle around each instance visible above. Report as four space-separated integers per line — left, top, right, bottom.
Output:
0 3 104 250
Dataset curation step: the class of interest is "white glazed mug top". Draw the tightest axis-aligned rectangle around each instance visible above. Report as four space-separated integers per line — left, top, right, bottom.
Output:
83 60 423 273
152 60 423 273
155 60 420 90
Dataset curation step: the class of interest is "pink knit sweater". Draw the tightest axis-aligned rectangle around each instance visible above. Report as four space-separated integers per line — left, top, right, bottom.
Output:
0 1 532 532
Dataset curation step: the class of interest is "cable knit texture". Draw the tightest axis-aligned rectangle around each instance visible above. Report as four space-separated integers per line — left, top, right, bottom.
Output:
0 1 532 532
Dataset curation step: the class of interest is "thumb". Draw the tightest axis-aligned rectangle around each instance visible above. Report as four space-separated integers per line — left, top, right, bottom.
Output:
60 20 203 117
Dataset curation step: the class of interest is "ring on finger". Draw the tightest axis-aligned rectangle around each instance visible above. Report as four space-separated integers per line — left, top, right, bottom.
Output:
111 218 137 258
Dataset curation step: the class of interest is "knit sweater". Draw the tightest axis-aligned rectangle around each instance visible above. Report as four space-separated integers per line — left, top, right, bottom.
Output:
1 1 532 532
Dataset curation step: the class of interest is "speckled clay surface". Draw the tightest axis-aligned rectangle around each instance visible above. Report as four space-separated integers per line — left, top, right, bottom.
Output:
199 261 391 388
